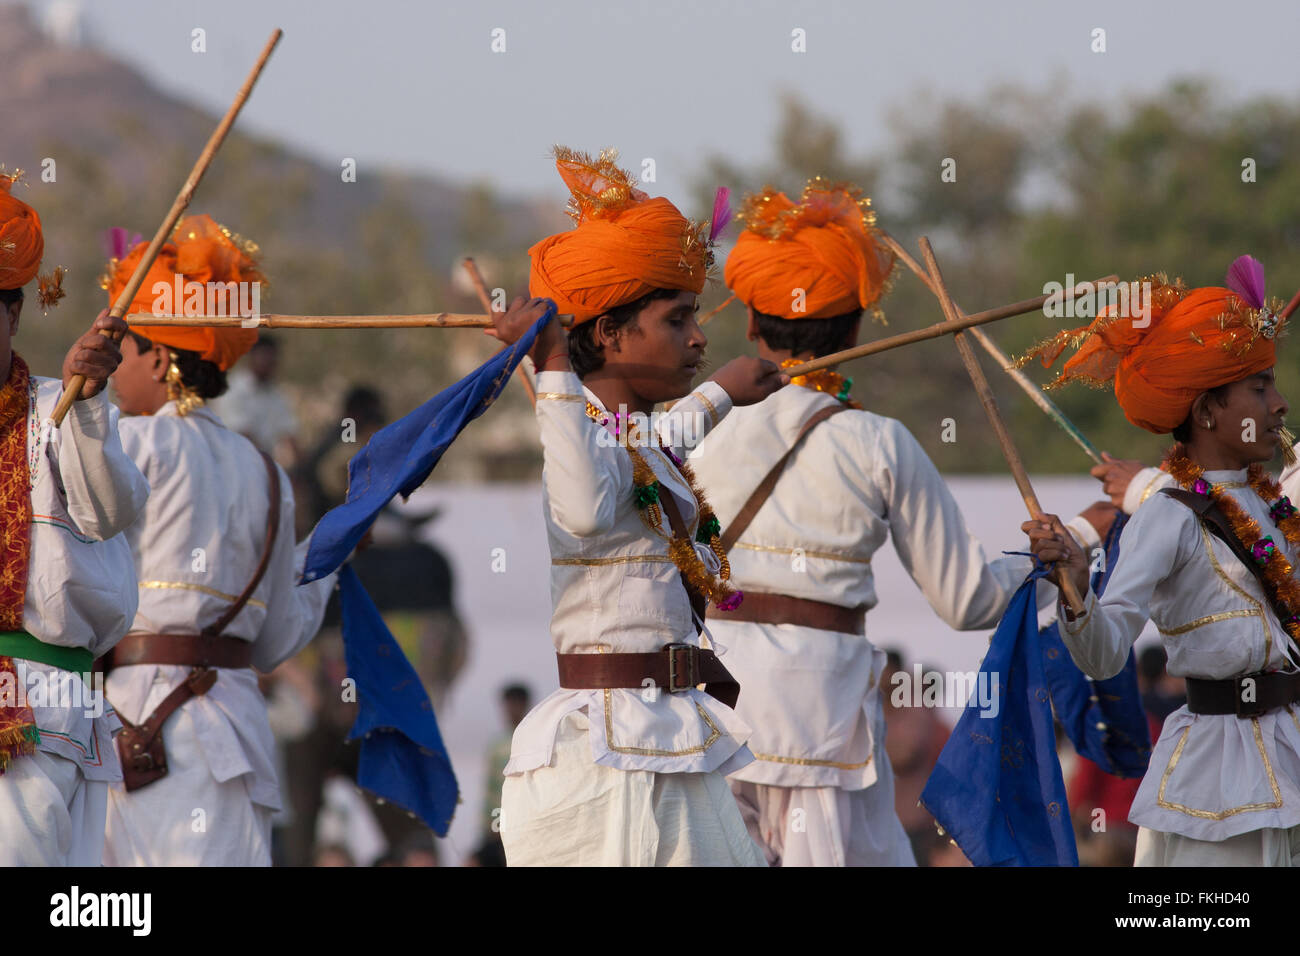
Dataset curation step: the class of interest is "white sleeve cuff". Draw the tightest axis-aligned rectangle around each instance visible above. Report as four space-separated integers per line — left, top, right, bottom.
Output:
1122 466 1170 515
691 380 732 429
1065 514 1101 552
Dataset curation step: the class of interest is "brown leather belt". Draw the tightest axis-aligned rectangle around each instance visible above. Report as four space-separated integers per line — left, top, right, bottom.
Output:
706 590 865 634
557 644 739 708
105 633 254 671
1185 671 1300 718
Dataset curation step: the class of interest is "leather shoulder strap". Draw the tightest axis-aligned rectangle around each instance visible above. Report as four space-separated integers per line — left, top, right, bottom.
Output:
202 450 282 639
1158 487 1293 627
658 487 707 630
718 402 851 554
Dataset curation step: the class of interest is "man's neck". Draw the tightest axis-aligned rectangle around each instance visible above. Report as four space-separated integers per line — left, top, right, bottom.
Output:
1187 438 1252 472
583 374 654 417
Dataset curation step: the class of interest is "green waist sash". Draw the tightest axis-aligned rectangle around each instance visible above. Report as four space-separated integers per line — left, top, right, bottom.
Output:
0 631 94 673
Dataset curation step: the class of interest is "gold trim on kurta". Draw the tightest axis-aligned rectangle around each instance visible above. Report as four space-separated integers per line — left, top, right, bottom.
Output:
1158 609 1260 636
536 392 585 403
1138 473 1165 506
1155 718 1282 819
751 750 873 770
139 580 266 610
1198 523 1271 667
732 540 872 565
695 391 720 429
602 688 722 756
552 555 673 567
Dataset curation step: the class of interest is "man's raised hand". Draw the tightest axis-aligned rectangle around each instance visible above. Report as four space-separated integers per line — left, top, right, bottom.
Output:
61 309 126 400
709 356 789 407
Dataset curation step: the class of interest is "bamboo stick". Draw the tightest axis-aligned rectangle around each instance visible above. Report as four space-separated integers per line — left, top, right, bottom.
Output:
781 275 1116 378
698 293 736 326
1282 288 1300 320
969 327 1102 465
52 28 283 426
879 235 1103 465
126 312 574 329
913 237 1085 614
463 257 536 406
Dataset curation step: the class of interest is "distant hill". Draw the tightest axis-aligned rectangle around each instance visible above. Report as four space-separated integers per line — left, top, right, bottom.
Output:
4 1 569 480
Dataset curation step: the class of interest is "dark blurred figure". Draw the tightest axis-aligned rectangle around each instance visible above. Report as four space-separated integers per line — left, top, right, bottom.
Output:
1069 644 1178 866
295 385 387 537
212 335 300 466
469 683 531 867
1140 645 1186 725
280 383 470 866
880 648 950 866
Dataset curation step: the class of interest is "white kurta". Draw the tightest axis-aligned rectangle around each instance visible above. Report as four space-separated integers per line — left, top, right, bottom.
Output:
1061 470 1300 852
500 371 764 867
103 401 335 867
0 377 148 867
688 384 1039 865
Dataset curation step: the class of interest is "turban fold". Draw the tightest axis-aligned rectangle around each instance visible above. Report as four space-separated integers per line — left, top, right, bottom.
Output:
0 171 44 292
1021 263 1284 434
105 214 265 371
724 179 894 321
528 147 712 325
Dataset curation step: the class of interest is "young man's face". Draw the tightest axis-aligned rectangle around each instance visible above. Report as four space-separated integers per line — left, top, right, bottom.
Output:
1203 368 1289 465
111 335 166 415
602 291 705 404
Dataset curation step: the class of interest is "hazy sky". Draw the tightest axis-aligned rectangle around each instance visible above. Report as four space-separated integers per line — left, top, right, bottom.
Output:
22 0 1300 206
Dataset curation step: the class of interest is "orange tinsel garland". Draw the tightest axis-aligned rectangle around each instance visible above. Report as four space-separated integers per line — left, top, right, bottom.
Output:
1165 444 1300 641
586 403 738 609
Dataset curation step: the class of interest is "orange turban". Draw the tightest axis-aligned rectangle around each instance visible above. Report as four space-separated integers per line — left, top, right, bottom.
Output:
0 171 44 292
528 148 712 325
724 180 895 321
105 214 265 371
1022 272 1284 434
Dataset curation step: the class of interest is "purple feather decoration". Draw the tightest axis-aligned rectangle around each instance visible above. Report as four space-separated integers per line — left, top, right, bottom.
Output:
104 227 143 261
708 186 732 243
1226 255 1266 310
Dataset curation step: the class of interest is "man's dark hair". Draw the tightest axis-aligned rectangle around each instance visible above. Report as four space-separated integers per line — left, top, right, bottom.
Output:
127 331 228 400
567 288 681 379
343 386 385 429
752 307 862 359
1138 645 1168 684
251 334 278 353
0 287 23 308
1171 384 1231 444
501 683 531 705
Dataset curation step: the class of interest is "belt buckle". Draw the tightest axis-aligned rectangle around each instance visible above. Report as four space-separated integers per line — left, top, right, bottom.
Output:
665 643 698 694
1234 675 1268 719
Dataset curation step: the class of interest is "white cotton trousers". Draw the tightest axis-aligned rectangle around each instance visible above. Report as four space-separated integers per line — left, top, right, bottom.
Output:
730 779 916 867
500 711 768 867
103 704 272 867
0 750 109 866
1135 824 1300 866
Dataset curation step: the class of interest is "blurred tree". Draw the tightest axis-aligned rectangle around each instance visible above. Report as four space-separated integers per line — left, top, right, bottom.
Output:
696 83 1300 475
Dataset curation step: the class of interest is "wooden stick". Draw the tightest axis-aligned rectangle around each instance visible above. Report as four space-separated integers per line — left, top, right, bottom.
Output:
463 257 536 406
699 293 736 326
1282 288 1300 320
968 327 1102 465
126 312 528 329
52 28 283 426
880 235 1103 465
781 275 1116 378
914 237 1085 614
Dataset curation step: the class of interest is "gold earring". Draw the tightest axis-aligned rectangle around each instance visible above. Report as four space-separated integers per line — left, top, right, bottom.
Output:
164 352 205 417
